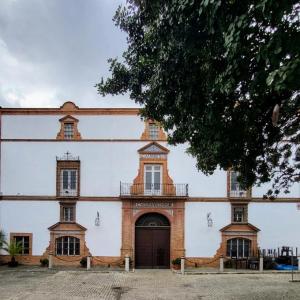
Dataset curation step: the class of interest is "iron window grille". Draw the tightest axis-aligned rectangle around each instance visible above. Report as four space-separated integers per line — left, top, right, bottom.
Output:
55 236 80 256
14 236 30 255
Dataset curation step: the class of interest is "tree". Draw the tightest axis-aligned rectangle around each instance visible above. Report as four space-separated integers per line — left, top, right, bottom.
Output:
97 0 300 195
3 241 23 267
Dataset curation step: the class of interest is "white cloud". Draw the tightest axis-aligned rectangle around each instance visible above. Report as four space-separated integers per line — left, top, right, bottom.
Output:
0 0 138 108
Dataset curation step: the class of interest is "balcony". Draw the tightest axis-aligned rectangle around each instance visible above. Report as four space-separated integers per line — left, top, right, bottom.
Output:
229 190 248 198
120 183 189 197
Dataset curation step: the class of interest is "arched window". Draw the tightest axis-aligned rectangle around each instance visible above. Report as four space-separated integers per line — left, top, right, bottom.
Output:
136 213 170 227
56 236 80 256
226 238 251 258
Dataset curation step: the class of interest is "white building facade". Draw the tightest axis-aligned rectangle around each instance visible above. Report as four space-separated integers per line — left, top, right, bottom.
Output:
0 101 299 268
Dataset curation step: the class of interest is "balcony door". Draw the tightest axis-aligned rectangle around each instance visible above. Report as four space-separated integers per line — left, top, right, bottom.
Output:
144 165 162 195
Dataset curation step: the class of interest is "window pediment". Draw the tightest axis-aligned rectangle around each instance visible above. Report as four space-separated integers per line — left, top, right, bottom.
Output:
220 223 260 233
48 222 86 232
138 142 169 154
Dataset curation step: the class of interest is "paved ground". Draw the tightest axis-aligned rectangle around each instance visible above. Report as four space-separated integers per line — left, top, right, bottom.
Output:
0 267 300 300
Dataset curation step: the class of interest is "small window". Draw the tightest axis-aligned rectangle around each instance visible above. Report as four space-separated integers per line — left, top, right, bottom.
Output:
226 238 251 258
10 233 32 255
230 171 247 197
64 123 74 139
60 203 75 222
232 205 247 223
149 123 159 140
60 169 78 196
56 236 80 256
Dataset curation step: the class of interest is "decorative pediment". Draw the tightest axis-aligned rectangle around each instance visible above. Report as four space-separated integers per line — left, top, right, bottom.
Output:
59 115 79 123
60 101 79 111
220 223 260 233
48 222 86 232
138 142 169 154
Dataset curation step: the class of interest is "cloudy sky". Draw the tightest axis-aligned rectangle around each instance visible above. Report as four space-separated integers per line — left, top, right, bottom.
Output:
0 0 138 108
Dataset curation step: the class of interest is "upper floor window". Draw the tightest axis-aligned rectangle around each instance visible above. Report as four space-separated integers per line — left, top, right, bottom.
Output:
229 171 247 197
64 123 74 139
141 120 167 141
149 123 159 140
144 164 162 195
56 115 81 140
60 203 76 222
56 236 80 256
61 169 77 196
232 205 248 223
56 154 80 197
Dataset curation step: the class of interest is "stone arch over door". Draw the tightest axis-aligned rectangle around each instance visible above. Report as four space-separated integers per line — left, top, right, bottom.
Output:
135 213 171 268
120 200 185 267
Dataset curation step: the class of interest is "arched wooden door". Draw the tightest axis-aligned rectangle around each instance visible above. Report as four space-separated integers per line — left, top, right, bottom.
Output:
135 213 170 269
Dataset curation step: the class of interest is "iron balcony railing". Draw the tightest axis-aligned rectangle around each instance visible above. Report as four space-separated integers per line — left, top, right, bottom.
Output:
120 183 189 197
229 190 248 197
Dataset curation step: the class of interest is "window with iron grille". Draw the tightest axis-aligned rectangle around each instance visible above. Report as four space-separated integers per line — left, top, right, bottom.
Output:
55 236 80 256
64 123 74 139
149 123 159 140
232 205 248 223
226 238 251 258
60 169 77 196
14 236 30 255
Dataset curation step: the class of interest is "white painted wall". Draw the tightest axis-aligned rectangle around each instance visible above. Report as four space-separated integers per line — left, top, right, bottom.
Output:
0 201 58 255
185 202 231 257
76 202 122 256
1 115 144 139
249 203 300 250
2 141 299 198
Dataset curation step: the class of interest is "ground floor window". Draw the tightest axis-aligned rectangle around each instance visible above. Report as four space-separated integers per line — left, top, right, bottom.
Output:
226 238 251 258
56 236 80 255
14 236 30 254
10 233 32 255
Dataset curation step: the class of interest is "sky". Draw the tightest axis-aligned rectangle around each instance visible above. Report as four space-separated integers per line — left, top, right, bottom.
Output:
0 0 138 108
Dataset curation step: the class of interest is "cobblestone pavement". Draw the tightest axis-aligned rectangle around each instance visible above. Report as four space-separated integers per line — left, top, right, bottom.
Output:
0 268 300 300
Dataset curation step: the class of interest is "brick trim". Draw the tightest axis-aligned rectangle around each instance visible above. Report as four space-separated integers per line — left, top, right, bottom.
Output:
56 160 80 198
141 120 167 141
121 199 185 268
56 115 82 140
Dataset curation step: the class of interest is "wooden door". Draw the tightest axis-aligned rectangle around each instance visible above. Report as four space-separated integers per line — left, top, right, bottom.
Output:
135 227 170 268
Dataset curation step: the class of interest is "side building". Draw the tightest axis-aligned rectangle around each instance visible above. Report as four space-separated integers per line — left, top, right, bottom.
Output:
0 101 299 268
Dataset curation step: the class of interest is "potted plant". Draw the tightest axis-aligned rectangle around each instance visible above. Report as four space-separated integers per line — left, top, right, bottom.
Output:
40 258 49 267
3 241 22 267
172 258 181 270
80 257 87 268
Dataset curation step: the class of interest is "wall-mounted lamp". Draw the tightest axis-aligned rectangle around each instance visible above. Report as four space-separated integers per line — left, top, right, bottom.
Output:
95 211 100 226
207 212 213 227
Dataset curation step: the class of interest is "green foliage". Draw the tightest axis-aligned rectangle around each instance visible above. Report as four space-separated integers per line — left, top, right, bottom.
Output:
172 258 181 265
80 257 87 267
40 258 49 267
3 241 23 267
97 0 300 194
0 230 5 249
